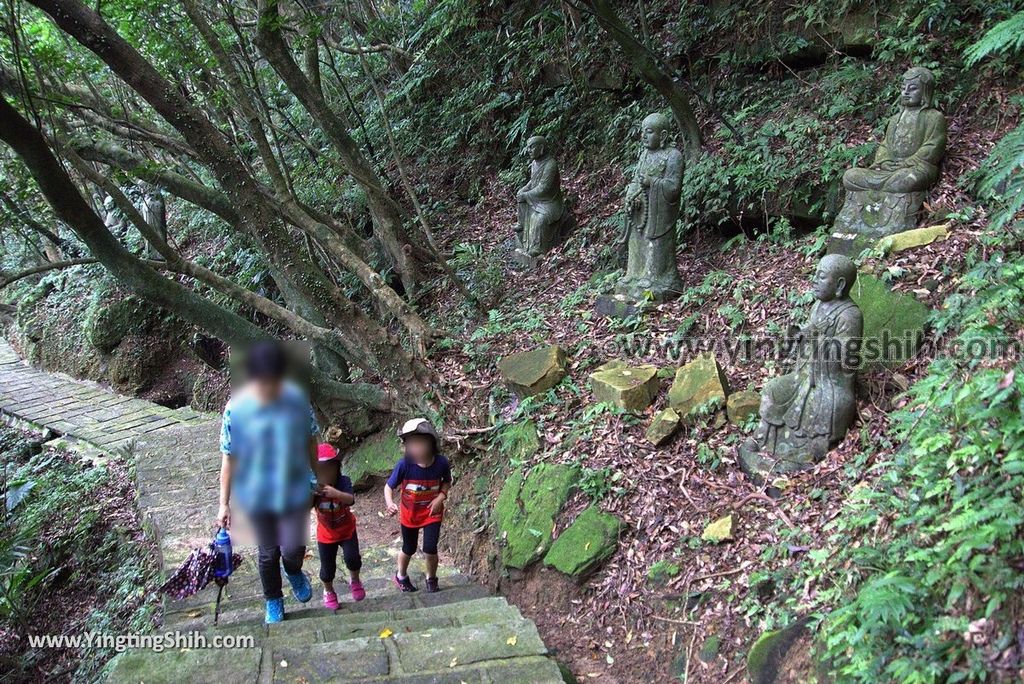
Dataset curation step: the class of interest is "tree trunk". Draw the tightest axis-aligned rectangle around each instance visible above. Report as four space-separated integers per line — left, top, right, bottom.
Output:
255 0 430 294
0 94 390 412
586 0 702 155
28 0 430 398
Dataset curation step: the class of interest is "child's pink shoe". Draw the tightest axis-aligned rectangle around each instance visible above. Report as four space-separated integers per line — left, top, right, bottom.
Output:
323 590 339 610
350 580 366 601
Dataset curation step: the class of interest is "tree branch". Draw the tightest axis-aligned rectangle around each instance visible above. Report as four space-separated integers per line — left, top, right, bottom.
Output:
0 258 96 289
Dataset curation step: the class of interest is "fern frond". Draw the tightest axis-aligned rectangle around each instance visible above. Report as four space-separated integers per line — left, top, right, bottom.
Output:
964 12 1024 65
977 123 1024 228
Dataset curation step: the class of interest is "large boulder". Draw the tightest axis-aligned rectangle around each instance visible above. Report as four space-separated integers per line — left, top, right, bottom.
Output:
343 431 402 490
544 506 623 578
646 408 681 446
86 295 155 353
589 363 660 412
494 463 577 569
668 353 729 420
850 273 930 367
497 345 568 397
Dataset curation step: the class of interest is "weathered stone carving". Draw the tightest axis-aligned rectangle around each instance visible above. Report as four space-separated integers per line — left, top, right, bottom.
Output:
514 135 568 268
142 188 167 260
615 112 684 302
739 255 863 481
832 67 946 243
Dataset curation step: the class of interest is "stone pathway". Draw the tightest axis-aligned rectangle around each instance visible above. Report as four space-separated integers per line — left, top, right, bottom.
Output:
0 340 565 683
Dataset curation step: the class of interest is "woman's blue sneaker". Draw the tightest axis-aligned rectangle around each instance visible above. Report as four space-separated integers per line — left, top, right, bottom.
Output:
265 597 285 624
286 570 312 603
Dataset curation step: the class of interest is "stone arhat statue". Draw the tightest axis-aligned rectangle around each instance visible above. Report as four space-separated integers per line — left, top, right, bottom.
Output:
832 66 947 245
513 134 568 268
739 254 863 482
615 112 684 302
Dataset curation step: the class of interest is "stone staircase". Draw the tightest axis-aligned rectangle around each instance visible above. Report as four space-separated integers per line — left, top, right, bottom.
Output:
0 340 566 684
107 546 565 683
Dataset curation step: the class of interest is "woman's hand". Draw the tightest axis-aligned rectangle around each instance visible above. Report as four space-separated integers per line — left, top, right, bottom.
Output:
216 503 231 530
386 501 399 516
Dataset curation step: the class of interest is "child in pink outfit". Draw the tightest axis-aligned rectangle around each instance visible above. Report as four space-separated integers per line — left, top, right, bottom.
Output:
314 443 366 608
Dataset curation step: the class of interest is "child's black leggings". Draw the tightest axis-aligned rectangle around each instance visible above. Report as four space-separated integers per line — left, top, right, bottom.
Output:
317 533 362 583
401 522 442 556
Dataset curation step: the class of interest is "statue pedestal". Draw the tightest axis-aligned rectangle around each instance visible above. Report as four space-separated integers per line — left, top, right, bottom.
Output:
737 440 821 485
594 294 639 319
511 248 541 271
828 189 927 255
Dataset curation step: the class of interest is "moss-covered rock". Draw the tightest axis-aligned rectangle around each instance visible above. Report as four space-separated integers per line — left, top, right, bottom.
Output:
543 506 623 577
343 431 402 489
727 389 761 425
850 273 930 367
86 296 154 353
668 353 729 420
747 619 811 684
494 463 577 569
646 408 680 446
497 345 568 397
589 363 659 412
876 223 949 254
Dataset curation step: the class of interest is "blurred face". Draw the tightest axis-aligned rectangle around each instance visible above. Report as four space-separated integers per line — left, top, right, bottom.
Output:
251 377 283 403
526 139 545 160
317 460 340 486
404 434 434 463
811 265 841 302
642 125 665 150
901 77 923 107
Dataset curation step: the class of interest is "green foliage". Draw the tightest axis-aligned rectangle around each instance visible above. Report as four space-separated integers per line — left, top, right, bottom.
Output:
0 427 159 680
812 235 1024 681
964 11 1024 65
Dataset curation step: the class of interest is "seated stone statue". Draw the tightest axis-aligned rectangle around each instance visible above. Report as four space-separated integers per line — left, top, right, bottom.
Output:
514 135 567 267
739 255 863 482
615 112 684 302
833 66 946 240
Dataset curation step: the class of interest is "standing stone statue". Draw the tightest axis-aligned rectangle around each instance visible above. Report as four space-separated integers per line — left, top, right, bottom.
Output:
514 135 568 268
739 255 863 482
141 188 167 260
831 67 946 248
615 113 684 302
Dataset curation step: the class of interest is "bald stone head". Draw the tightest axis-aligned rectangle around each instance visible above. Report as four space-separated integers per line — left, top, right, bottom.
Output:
641 112 671 150
812 254 857 302
525 135 548 160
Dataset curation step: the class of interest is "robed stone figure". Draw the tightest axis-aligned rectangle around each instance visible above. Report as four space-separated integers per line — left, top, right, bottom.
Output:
833 66 946 241
739 255 863 482
616 112 684 302
514 135 567 267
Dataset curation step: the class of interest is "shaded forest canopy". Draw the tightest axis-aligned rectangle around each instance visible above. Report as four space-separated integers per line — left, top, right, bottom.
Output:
0 0 1023 682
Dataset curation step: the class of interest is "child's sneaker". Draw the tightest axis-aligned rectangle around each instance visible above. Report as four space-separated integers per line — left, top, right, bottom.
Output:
350 580 366 601
425 577 439 593
265 597 285 624
323 590 339 610
394 574 418 592
286 570 312 603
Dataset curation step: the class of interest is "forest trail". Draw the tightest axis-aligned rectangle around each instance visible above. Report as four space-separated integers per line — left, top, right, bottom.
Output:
0 340 565 683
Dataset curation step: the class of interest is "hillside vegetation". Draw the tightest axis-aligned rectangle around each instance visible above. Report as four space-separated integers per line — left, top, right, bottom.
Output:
0 0 1022 681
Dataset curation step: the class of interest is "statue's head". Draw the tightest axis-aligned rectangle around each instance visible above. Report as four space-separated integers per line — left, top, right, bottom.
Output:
900 67 936 109
813 254 857 302
641 112 671 150
525 135 548 160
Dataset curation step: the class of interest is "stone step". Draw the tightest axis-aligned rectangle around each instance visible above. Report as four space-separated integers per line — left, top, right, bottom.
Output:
107 610 562 684
262 620 554 683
